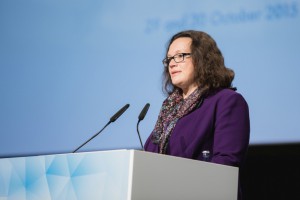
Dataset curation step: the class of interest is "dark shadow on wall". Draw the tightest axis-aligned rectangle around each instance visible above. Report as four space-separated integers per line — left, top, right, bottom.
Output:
241 143 300 200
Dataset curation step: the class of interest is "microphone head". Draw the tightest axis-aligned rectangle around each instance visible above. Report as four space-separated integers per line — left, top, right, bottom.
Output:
138 103 150 121
110 104 130 122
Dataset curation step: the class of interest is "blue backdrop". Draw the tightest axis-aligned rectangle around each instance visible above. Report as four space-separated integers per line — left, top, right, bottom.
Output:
1 0 300 157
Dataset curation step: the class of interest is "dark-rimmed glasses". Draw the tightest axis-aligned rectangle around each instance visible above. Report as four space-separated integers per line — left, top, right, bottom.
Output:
162 53 191 68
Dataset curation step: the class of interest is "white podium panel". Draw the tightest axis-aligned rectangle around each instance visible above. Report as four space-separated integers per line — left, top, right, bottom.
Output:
0 150 238 200
131 151 238 200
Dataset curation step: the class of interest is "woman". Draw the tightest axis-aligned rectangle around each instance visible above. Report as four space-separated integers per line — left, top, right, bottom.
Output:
144 30 250 199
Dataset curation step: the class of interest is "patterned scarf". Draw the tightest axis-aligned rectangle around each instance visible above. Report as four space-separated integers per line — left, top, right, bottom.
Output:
151 87 203 154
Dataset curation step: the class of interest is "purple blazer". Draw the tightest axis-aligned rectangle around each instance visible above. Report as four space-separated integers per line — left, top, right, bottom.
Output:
144 88 250 167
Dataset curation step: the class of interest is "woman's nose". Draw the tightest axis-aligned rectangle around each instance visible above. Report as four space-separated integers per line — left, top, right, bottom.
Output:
168 59 177 68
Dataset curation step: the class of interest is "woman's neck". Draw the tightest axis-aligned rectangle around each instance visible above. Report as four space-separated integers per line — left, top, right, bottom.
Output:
182 84 199 99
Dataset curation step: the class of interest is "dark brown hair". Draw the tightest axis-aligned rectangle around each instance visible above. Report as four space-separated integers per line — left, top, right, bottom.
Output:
163 30 235 95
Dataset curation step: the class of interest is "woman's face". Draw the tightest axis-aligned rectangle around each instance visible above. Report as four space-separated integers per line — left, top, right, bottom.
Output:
167 37 197 95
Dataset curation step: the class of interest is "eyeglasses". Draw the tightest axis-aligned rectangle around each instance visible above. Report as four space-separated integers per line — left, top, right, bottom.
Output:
162 53 192 68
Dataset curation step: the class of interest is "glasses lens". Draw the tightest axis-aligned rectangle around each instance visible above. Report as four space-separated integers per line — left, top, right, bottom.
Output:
174 54 184 63
162 58 169 67
162 53 190 67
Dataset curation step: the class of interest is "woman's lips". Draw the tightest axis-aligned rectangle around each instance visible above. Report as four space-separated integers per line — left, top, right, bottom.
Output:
171 71 181 76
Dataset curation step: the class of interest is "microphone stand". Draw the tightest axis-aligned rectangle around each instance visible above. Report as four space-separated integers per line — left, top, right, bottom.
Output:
73 121 111 153
73 104 130 153
136 103 150 151
136 120 145 151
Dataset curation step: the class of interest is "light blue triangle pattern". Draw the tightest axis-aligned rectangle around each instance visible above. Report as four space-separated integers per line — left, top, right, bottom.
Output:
0 151 130 200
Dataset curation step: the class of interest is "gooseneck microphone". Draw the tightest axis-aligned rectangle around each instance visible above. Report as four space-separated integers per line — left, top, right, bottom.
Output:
110 104 130 122
73 104 130 153
136 103 150 150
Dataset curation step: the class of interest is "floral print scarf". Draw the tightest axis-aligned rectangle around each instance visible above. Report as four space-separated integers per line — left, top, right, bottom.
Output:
151 87 203 154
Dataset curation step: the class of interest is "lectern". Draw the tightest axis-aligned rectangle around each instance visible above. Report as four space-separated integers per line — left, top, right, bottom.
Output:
0 150 238 200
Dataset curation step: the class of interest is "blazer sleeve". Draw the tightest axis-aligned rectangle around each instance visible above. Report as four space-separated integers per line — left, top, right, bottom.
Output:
211 92 250 167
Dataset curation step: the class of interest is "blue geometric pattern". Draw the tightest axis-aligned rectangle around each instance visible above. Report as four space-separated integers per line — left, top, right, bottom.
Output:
0 150 130 200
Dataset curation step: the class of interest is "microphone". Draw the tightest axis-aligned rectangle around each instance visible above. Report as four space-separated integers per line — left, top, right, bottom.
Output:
110 104 130 122
73 104 130 153
138 103 150 121
136 103 150 150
